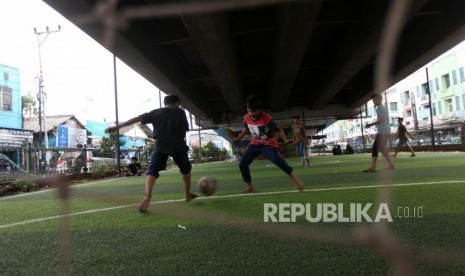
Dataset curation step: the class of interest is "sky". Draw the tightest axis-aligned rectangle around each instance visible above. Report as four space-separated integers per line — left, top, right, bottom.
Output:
0 0 164 124
3 0 465 129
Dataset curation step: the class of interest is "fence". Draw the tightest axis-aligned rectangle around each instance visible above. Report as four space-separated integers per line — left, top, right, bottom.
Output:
0 145 150 175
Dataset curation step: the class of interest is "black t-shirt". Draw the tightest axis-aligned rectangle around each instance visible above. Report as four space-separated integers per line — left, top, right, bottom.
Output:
128 162 141 174
397 124 408 141
140 107 189 153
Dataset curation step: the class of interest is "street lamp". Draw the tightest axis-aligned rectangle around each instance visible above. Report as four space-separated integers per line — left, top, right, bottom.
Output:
134 98 151 147
34 25 61 150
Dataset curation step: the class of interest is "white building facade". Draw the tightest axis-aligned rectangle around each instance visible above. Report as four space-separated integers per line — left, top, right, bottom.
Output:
323 42 465 150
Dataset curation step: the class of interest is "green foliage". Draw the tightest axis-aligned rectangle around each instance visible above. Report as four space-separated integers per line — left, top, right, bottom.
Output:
202 141 221 158
12 175 37 192
21 92 38 118
193 141 227 162
220 147 228 157
0 172 27 184
143 142 154 161
100 131 125 152
192 146 201 162
92 163 112 178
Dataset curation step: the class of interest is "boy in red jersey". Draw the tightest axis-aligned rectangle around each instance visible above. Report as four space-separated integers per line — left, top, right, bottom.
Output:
232 95 304 193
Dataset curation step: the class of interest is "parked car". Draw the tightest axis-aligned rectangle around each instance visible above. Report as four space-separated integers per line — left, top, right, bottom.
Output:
55 149 131 174
90 149 131 168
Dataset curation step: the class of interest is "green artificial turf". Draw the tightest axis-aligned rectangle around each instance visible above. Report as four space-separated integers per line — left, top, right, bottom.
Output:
1 152 465 275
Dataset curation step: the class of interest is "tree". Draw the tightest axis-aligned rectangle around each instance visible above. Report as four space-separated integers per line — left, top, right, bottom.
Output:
202 141 222 158
22 93 38 118
100 131 125 152
192 142 227 163
192 146 202 163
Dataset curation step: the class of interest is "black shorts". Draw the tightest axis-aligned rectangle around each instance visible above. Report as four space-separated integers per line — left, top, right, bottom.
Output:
147 151 192 178
372 134 390 157
397 139 409 147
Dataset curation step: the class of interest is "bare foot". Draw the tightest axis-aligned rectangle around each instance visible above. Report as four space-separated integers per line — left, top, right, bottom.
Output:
240 187 255 194
289 173 304 191
294 181 304 192
138 197 151 213
186 193 198 202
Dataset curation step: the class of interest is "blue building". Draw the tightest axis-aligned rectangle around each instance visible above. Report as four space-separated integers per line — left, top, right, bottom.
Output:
0 64 33 165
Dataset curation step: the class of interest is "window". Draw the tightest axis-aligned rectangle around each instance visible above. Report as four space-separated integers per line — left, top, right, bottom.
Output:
460 67 465 82
420 83 428 100
406 110 412 118
438 101 442 114
432 103 436 116
456 96 461 111
442 74 451 89
0 86 13 111
410 92 415 104
389 102 398 112
3 72 8 81
452 70 458 85
446 99 453 112
435 78 440 90
403 91 410 105
420 105 431 121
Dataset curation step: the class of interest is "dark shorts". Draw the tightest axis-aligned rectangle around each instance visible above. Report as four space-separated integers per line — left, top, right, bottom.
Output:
397 138 409 147
147 151 192 178
372 134 390 157
239 145 293 183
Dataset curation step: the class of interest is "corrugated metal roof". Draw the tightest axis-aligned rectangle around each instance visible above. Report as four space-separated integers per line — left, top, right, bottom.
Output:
23 115 85 133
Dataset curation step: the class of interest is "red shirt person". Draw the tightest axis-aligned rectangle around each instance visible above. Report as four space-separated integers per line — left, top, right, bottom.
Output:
233 95 304 193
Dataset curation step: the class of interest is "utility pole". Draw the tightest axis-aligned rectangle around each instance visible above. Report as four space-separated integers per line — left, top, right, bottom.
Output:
360 106 365 152
425 67 435 149
34 25 61 172
113 54 122 176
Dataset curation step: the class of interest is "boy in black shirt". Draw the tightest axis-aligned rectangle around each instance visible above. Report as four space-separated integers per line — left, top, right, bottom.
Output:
106 95 197 213
125 157 142 176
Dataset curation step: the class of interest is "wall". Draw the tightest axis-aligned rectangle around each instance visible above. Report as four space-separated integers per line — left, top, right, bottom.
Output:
0 64 21 129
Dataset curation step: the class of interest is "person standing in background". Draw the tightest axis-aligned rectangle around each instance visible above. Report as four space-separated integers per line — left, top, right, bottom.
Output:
392 117 416 158
363 94 395 172
291 116 310 167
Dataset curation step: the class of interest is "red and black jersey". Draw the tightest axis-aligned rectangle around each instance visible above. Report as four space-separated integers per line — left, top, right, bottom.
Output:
243 112 279 148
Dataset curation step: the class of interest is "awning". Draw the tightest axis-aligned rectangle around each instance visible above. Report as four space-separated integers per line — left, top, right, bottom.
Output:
0 128 33 148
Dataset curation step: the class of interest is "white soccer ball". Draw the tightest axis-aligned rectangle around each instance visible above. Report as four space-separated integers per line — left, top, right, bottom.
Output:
197 176 217 196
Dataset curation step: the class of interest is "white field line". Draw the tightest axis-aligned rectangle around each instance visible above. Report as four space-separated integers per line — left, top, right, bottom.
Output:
266 160 340 167
1 180 465 229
